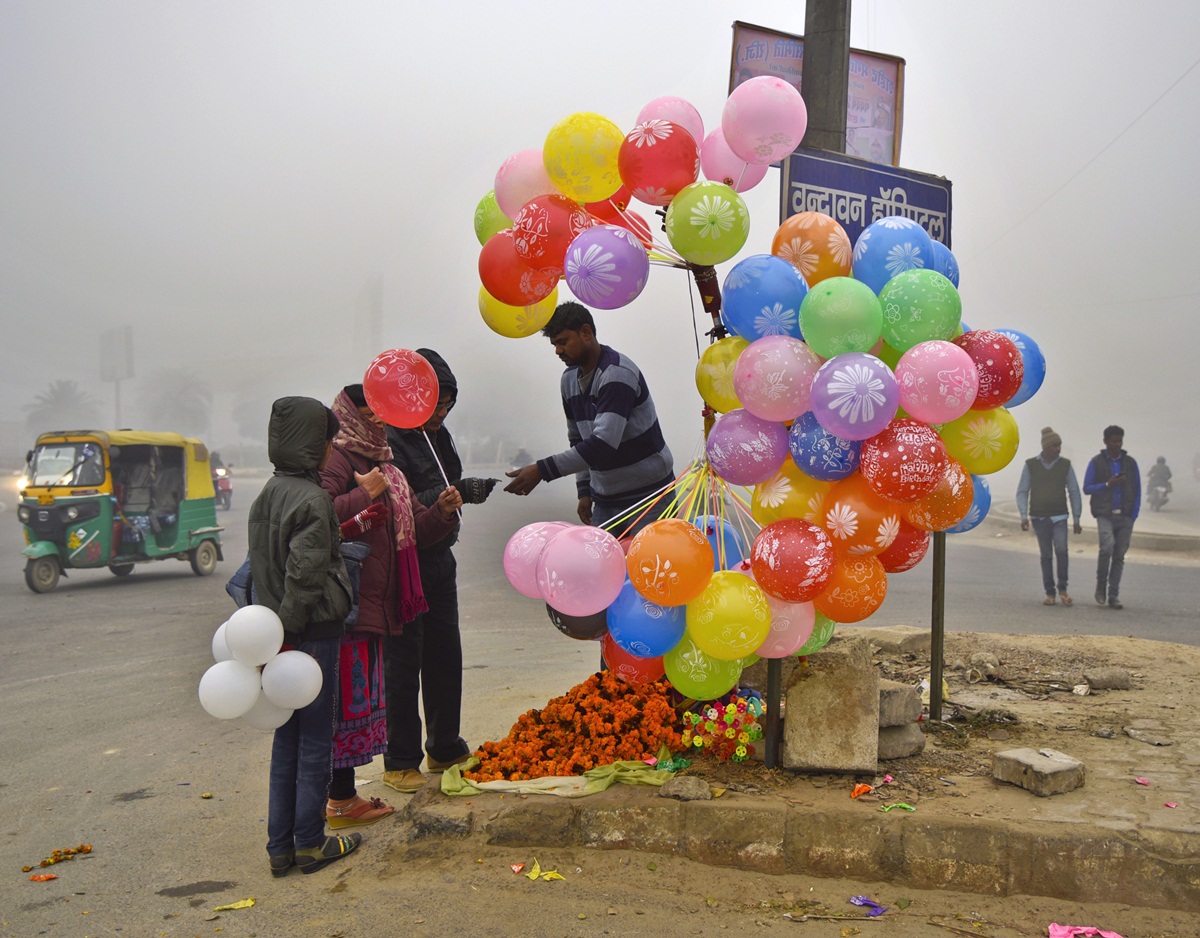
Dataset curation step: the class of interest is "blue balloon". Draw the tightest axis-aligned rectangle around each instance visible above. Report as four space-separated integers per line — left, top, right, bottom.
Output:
851 217 936 294
995 328 1046 408
720 254 808 340
929 240 960 287
690 514 746 571
947 475 992 534
787 411 861 481
606 579 687 658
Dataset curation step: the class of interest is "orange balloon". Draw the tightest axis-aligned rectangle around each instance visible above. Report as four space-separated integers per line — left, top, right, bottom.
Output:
626 518 714 606
814 554 888 623
818 471 903 557
751 457 832 526
906 458 975 532
771 211 852 286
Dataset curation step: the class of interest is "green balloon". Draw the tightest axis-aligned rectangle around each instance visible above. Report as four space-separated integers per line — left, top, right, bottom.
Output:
796 613 837 655
664 637 744 700
798 276 883 358
877 269 962 352
474 190 512 246
665 181 750 266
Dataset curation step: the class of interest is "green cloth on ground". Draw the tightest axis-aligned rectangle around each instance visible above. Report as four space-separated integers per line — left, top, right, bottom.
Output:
441 758 674 798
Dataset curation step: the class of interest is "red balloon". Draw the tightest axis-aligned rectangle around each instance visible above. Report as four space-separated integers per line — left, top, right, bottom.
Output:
859 418 948 503
877 520 931 573
618 120 700 207
362 348 439 429
749 518 835 603
611 208 654 249
478 229 558 307
586 184 634 221
602 633 666 684
814 554 889 623
953 330 1024 410
510 193 593 275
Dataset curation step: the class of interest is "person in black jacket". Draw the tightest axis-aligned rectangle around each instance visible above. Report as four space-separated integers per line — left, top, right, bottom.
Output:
1082 425 1141 610
381 350 497 793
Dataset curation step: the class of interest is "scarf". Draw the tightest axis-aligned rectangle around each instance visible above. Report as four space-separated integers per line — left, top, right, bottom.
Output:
331 390 428 624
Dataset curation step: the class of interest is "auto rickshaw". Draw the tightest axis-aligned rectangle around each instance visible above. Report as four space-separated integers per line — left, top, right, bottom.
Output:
17 430 224 593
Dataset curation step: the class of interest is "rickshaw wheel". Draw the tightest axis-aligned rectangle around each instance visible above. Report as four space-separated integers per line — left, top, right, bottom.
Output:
24 557 60 593
190 540 219 577
109 563 135 577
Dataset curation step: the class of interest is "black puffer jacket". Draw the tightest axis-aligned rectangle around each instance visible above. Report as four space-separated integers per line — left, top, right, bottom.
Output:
248 397 352 640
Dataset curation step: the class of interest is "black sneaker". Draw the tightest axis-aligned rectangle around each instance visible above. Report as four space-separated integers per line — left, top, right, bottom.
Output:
268 853 294 878
294 833 362 874
1108 599 1123 610
1095 587 1106 606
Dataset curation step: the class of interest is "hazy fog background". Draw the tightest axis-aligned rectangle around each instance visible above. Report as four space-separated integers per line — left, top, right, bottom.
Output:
3 1 1198 498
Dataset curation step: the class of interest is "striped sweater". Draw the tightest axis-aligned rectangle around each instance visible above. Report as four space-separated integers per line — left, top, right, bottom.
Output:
536 345 674 505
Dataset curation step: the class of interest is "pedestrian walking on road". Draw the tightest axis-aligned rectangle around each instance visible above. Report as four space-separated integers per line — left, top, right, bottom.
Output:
1016 426 1082 606
1082 424 1140 610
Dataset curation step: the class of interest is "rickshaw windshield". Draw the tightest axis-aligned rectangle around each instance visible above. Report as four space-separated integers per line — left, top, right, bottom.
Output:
29 442 106 488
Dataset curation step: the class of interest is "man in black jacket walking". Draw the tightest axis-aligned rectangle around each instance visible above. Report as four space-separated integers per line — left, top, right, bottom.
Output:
1082 425 1141 610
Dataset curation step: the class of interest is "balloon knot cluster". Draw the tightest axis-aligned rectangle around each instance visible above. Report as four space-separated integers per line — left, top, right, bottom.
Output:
680 692 765 762
466 671 683 783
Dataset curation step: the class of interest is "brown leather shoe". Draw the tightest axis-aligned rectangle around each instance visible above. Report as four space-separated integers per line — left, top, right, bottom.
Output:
1058 592 1073 606
382 768 425 793
426 753 472 772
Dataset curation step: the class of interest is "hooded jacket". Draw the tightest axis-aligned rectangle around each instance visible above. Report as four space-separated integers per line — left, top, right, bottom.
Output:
248 397 351 640
386 349 463 556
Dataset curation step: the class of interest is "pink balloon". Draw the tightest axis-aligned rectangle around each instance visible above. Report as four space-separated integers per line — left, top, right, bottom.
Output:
894 340 979 424
700 128 769 192
494 149 557 220
740 562 816 658
706 408 789 485
721 76 808 165
503 521 572 599
536 526 627 617
636 96 704 150
733 335 822 423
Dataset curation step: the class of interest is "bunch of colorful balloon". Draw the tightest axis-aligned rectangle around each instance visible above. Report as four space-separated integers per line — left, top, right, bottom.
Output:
199 606 324 730
474 77 809 338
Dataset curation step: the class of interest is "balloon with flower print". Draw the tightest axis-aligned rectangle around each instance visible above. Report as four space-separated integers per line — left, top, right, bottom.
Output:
479 286 558 339
665 180 750 266
939 407 1020 476
852 216 937 295
606 579 687 658
893 339 979 424
720 254 808 341
585 183 634 222
706 408 789 486
601 633 666 685
946 474 992 534
626 518 714 607
930 240 960 287
753 590 815 659
953 329 1024 410
618 120 699 207
799 276 884 358
536 526 627 617
637 95 705 147
503 520 573 599
695 335 749 414
733 335 821 423
772 211 853 286
478 229 558 308
493 149 558 220
797 611 837 655
810 352 899 441
563 225 649 310
906 458 975 532
876 519 931 573
858 418 948 503
877 268 962 352
814 554 889 624
787 410 862 482
752 456 832 526
664 637 744 700
750 517 836 603
818 471 902 557
511 193 593 276
699 127 769 192
542 112 624 204
994 329 1046 408
721 75 808 165
363 348 439 429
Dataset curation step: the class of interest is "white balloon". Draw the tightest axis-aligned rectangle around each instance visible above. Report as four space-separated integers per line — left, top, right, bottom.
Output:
198 660 262 720
261 650 323 710
224 604 284 666
211 621 234 662
241 693 294 731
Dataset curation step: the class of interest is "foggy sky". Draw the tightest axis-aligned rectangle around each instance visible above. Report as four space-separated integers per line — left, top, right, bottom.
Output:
2 1 1198 494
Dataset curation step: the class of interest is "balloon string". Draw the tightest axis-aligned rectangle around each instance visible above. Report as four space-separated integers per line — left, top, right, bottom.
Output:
422 431 463 523
735 163 748 191
603 199 684 263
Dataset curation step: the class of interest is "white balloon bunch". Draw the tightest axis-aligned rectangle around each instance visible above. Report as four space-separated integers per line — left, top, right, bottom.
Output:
198 605 323 730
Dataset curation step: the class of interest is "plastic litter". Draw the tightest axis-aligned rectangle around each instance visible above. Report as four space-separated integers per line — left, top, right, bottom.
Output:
212 898 255 911
1134 777 1150 786
1047 925 1126 938
850 783 874 799
29 873 57 882
881 802 916 812
849 895 888 916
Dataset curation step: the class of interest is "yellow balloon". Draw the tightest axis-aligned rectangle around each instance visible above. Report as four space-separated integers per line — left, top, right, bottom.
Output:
478 286 558 339
695 336 748 413
752 458 832 525
543 112 624 204
939 407 1020 474
686 571 771 661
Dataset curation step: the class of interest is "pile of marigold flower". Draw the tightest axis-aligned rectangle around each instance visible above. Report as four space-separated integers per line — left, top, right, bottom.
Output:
465 671 684 782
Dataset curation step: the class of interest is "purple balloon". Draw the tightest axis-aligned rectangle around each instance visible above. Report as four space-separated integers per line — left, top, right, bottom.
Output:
563 225 650 310
810 352 898 441
706 408 789 485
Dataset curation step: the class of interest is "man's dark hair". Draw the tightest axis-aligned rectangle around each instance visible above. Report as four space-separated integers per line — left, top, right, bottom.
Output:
325 407 340 442
541 301 595 338
1103 424 1124 440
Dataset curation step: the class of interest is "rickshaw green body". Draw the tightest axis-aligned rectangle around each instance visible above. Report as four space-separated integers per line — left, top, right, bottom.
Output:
18 430 224 592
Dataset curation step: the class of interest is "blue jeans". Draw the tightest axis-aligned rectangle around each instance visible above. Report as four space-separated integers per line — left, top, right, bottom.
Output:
1031 516 1069 596
267 636 340 856
1096 514 1134 602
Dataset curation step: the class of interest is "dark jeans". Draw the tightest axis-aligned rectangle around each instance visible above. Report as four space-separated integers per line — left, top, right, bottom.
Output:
1031 516 1069 595
384 553 468 770
267 636 339 856
1096 514 1134 601
592 490 672 540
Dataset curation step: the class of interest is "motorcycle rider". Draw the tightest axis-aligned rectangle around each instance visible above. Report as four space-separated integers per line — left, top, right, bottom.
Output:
1147 456 1172 509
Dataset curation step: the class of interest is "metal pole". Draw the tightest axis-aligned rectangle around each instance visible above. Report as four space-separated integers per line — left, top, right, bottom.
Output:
929 531 946 720
765 658 781 767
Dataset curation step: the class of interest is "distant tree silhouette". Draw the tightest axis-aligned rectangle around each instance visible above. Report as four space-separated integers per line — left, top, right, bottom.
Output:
24 380 102 432
142 369 212 436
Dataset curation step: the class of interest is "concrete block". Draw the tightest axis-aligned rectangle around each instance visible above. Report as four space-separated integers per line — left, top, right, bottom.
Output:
862 625 930 656
782 637 879 773
878 679 922 727
682 801 785 873
578 798 682 853
993 748 1086 797
879 723 927 760
1084 667 1133 690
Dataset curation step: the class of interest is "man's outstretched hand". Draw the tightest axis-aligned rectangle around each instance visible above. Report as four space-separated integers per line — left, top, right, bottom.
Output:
504 464 542 496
